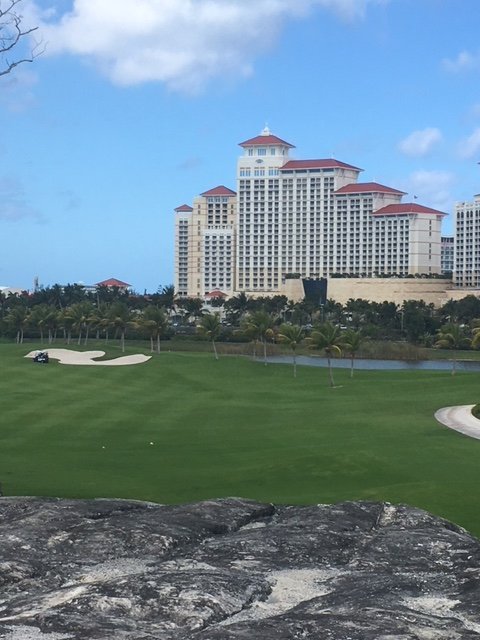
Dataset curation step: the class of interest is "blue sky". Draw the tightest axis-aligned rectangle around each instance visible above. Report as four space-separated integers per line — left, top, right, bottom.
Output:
2 0 480 292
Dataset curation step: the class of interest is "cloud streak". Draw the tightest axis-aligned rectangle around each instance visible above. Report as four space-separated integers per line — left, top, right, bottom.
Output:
458 128 480 160
443 50 480 73
398 127 442 157
0 176 43 222
32 0 384 92
406 169 455 213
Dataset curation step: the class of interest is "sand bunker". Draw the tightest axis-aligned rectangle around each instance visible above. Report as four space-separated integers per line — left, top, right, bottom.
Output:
25 349 151 366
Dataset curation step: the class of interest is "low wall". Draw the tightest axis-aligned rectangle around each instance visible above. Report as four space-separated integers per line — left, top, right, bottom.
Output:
238 279 480 307
326 278 454 306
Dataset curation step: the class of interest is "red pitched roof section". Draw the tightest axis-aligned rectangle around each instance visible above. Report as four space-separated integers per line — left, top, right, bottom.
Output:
281 159 363 172
373 203 448 216
96 278 131 288
239 134 295 148
335 182 406 195
200 186 236 197
175 204 193 212
205 289 227 299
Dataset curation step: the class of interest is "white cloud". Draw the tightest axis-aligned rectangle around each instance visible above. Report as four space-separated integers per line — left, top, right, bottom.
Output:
315 0 388 21
398 128 442 157
458 128 480 160
406 170 455 213
442 50 480 73
29 0 385 91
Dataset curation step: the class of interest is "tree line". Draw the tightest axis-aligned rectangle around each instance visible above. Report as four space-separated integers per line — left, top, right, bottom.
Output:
3 284 480 376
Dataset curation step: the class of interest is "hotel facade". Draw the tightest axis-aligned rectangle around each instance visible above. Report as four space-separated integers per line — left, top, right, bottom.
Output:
454 195 480 288
175 128 447 300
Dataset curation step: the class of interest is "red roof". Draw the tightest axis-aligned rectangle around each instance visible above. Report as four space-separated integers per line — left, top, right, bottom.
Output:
281 159 362 172
200 185 236 197
175 204 193 212
96 278 131 288
335 182 406 195
205 289 227 299
239 134 295 148
373 203 448 216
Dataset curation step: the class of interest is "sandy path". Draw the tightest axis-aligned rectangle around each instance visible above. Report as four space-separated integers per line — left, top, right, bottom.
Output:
434 405 480 440
25 349 151 366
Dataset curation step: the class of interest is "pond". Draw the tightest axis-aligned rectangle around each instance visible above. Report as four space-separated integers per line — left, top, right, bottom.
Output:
266 355 480 372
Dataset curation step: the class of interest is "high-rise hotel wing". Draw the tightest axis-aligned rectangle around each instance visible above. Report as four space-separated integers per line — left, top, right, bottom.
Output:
454 195 480 288
175 128 446 298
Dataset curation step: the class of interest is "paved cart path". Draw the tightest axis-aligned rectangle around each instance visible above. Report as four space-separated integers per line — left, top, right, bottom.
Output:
434 405 480 440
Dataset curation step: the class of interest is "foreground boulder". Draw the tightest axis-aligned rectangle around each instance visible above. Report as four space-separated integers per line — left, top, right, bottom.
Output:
0 497 479 638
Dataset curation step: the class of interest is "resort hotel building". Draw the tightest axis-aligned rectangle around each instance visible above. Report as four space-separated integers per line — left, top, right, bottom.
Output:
174 128 448 301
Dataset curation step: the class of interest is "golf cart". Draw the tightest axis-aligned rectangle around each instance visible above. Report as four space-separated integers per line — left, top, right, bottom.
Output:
33 351 49 364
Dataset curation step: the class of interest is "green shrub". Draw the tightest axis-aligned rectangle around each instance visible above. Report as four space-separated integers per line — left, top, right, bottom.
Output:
472 404 480 419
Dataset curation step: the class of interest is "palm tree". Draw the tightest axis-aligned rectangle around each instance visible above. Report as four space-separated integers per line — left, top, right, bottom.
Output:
95 284 116 306
158 284 176 317
90 304 112 341
5 306 28 344
28 304 51 344
237 317 259 357
278 323 304 378
48 284 65 309
62 283 88 307
307 322 343 387
59 308 75 344
66 302 91 345
142 306 168 354
435 322 471 376
341 329 364 378
109 302 134 353
472 326 480 351
244 310 275 365
176 297 204 324
44 308 59 344
197 313 222 360
224 292 250 325
80 302 95 345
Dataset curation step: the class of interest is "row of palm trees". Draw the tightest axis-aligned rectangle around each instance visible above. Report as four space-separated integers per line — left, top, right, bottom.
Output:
5 282 480 344
4 286 480 378
197 311 364 385
3 301 168 354
198 311 480 383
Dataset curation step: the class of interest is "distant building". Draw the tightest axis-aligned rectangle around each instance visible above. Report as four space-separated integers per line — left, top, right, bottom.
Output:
441 236 454 275
454 195 480 287
0 286 24 296
95 278 131 291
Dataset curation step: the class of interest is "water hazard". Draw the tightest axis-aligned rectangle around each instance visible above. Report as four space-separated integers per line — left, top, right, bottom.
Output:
266 355 480 372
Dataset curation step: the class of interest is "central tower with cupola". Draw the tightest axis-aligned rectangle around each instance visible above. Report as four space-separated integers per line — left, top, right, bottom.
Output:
236 127 295 292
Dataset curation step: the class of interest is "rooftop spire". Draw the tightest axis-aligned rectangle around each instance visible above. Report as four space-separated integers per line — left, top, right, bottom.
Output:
261 124 271 136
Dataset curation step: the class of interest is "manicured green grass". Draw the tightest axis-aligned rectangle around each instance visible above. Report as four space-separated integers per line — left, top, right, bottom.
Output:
2 342 480 535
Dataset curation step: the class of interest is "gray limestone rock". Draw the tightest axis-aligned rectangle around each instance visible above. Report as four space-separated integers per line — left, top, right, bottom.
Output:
0 497 478 639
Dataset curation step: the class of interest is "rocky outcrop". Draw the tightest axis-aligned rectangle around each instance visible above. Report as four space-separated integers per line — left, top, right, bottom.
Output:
0 497 479 638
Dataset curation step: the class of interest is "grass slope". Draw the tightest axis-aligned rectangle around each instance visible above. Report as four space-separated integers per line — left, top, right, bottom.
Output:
2 343 480 535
